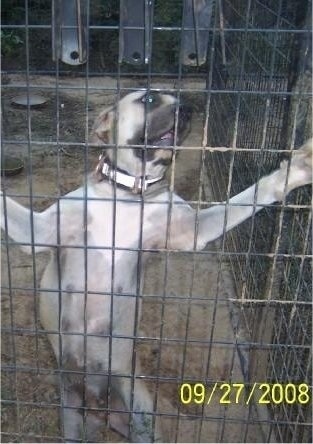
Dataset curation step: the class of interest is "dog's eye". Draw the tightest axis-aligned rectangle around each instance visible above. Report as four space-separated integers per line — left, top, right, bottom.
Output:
141 93 155 104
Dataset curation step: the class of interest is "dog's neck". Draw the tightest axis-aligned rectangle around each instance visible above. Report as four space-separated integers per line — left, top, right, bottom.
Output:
95 153 165 194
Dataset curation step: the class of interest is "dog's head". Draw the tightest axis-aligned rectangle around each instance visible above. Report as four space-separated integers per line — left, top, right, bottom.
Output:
91 90 191 179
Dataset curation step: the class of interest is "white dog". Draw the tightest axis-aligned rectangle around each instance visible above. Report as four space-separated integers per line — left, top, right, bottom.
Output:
1 90 312 442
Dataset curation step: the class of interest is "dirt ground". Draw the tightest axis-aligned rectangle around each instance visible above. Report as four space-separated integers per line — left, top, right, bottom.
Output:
1 75 271 442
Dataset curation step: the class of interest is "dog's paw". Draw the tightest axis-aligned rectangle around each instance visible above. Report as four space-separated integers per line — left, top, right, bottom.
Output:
291 138 312 171
279 139 312 194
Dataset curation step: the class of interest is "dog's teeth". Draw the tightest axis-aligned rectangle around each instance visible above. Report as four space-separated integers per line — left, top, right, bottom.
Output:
161 131 172 140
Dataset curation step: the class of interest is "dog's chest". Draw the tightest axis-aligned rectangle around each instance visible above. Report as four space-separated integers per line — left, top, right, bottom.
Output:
85 193 156 250
59 192 156 294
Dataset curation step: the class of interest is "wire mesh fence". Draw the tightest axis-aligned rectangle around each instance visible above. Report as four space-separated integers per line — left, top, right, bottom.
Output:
1 0 312 443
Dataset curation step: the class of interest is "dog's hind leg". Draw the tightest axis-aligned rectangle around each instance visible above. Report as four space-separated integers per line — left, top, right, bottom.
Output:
61 373 105 442
62 372 159 442
111 375 162 443
62 387 85 442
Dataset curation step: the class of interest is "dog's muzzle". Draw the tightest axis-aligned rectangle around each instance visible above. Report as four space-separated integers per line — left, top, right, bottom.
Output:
147 104 192 147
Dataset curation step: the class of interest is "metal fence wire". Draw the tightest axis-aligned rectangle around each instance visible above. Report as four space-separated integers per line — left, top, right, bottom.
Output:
1 0 312 443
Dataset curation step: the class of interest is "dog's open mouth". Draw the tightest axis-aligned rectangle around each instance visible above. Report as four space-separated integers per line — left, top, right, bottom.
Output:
151 129 174 147
147 104 192 147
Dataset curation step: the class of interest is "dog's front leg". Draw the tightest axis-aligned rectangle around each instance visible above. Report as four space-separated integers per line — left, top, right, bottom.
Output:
1 193 58 253
167 139 312 251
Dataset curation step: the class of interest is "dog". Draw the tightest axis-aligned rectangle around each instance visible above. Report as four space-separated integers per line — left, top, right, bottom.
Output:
1 90 312 442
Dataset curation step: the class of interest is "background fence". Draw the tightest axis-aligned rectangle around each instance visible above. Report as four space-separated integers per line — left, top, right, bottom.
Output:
206 1 312 442
1 0 312 442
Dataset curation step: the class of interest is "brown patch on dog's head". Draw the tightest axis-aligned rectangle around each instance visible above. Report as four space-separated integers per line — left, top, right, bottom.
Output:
91 107 115 145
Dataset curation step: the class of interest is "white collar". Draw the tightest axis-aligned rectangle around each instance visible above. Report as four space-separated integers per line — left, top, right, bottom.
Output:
98 158 164 193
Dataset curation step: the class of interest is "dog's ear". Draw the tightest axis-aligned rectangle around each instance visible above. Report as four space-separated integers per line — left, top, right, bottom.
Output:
91 107 115 144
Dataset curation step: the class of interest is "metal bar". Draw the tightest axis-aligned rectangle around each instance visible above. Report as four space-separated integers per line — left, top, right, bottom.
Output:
181 0 214 65
52 0 87 65
120 0 154 64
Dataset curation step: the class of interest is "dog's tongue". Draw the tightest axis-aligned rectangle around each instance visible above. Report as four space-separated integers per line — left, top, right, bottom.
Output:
154 130 174 147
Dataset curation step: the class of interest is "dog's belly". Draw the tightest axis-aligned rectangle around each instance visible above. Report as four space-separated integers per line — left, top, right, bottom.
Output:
38 185 154 370
39 245 141 369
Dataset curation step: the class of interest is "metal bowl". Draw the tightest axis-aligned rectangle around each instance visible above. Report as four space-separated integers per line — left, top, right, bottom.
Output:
1 156 24 176
11 94 48 108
